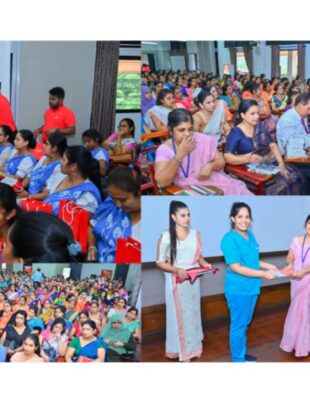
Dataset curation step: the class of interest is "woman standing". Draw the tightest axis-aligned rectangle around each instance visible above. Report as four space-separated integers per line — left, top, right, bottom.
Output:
220 202 278 362
280 215 310 357
156 200 210 362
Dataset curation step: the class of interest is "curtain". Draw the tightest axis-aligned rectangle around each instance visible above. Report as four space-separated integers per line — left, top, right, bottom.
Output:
297 43 305 78
229 47 236 71
90 41 120 139
271 44 280 77
243 46 253 74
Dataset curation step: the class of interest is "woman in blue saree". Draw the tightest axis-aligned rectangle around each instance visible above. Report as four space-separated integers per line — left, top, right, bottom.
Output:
0 130 37 181
44 146 102 215
224 99 304 195
87 166 140 263
17 133 67 200
65 319 106 362
82 129 110 177
0 125 14 170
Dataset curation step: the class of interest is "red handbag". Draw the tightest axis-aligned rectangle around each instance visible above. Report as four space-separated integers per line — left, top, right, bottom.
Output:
115 237 141 263
58 200 89 253
176 266 220 284
20 198 53 213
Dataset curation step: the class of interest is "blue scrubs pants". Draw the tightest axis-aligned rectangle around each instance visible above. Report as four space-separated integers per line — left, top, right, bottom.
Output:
225 294 258 362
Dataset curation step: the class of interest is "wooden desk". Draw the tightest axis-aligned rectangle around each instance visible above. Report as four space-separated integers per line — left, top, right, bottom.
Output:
225 164 274 195
285 157 310 163
160 185 224 196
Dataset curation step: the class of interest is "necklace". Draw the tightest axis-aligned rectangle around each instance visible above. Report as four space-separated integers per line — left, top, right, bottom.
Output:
171 137 190 178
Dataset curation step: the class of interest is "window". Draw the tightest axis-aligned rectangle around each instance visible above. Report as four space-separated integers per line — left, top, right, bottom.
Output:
279 49 298 79
116 57 141 112
236 51 249 73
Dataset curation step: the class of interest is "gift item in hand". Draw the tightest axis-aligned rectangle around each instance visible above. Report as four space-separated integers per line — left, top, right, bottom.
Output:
58 200 89 253
20 198 53 213
176 266 220 284
115 237 141 263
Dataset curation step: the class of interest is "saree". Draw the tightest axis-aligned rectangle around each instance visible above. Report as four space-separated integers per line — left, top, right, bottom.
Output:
144 105 171 131
5 154 36 175
252 121 304 195
156 229 204 361
91 196 132 263
72 338 105 361
44 181 102 215
91 148 110 170
202 101 225 144
28 159 60 194
280 237 310 356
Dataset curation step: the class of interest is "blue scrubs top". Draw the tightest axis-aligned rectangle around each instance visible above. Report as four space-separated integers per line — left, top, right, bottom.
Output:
221 230 261 296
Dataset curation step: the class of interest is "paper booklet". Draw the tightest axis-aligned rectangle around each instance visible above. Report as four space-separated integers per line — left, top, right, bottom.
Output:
176 266 220 284
271 266 295 278
247 163 281 175
173 185 218 196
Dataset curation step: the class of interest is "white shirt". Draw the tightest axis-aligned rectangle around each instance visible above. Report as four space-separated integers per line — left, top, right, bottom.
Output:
276 108 310 154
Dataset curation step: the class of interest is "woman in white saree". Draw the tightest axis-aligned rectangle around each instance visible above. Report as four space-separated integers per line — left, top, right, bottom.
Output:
156 200 210 362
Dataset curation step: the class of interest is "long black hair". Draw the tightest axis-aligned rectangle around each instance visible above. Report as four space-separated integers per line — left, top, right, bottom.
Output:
24 334 41 356
108 166 140 198
65 145 101 195
169 200 189 265
18 130 36 149
48 133 67 156
0 183 20 226
0 125 15 144
8 212 78 263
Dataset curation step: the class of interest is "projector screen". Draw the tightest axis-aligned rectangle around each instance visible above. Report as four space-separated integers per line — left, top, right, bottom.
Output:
142 196 310 262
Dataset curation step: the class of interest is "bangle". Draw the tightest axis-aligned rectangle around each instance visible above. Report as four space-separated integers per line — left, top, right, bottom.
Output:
88 246 98 251
173 155 181 164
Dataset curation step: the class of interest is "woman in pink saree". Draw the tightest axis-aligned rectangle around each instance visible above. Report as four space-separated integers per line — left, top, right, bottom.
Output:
155 108 253 195
280 215 310 357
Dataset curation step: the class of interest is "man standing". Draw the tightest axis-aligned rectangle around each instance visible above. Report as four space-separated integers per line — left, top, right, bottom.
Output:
0 89 17 132
31 268 44 288
34 86 76 142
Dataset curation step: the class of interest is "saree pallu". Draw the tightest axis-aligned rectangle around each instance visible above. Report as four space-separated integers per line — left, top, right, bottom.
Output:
280 276 310 356
252 122 304 195
165 273 203 362
75 339 104 361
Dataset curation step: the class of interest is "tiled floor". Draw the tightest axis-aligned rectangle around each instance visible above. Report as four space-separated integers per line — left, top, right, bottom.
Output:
142 306 310 362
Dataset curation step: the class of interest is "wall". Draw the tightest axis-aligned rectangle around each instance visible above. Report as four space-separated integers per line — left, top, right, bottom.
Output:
252 41 272 77
81 263 115 279
13 263 66 277
217 41 231 76
17 41 96 146
142 196 310 262
141 41 171 71
142 255 289 307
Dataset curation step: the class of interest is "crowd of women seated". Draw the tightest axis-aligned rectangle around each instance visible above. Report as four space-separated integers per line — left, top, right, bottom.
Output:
0 121 141 263
0 271 141 362
141 69 310 195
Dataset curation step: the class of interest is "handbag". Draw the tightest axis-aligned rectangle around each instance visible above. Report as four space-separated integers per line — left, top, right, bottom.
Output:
42 340 58 362
58 200 89 253
20 198 53 213
115 237 141 263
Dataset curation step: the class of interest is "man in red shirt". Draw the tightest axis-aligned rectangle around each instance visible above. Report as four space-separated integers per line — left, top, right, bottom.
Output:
34 86 76 142
0 91 17 132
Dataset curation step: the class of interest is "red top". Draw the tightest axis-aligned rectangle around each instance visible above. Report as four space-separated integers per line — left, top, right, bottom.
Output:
42 104 76 142
0 93 17 131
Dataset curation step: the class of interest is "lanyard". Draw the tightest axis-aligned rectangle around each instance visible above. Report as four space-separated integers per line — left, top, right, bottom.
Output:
301 235 310 267
301 118 310 134
171 137 191 178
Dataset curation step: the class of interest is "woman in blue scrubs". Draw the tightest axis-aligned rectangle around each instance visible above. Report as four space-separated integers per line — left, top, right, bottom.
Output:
221 202 278 362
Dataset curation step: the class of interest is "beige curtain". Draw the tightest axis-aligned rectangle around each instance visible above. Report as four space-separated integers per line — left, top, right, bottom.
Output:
271 44 280 77
243 46 253 74
90 41 120 139
297 43 305 78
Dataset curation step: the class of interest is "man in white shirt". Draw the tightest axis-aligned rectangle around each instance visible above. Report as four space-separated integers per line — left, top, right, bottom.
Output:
276 93 310 193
